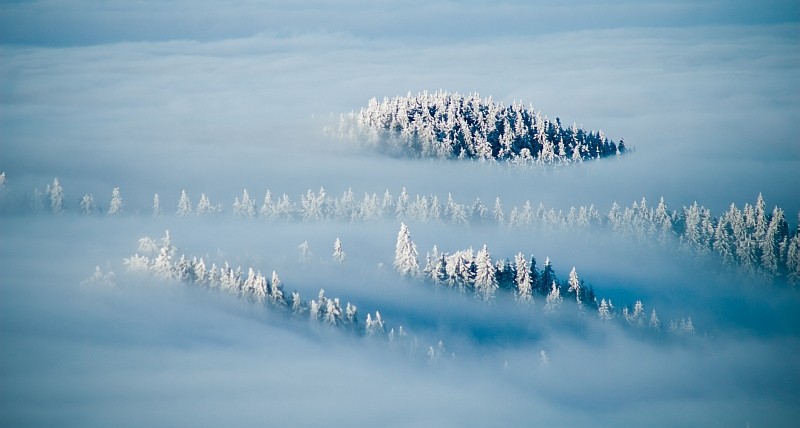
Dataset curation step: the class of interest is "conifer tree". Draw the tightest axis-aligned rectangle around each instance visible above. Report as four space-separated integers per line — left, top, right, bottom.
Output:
394 223 419 277
152 193 162 216
333 237 346 265
544 281 562 313
80 194 96 215
474 245 498 302
49 178 64 214
177 190 192 217
514 252 533 304
107 187 123 216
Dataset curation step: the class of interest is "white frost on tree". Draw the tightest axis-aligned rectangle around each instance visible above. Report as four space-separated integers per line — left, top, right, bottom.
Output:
79 194 96 215
473 244 498 302
567 267 581 305
196 193 215 215
544 281 562 313
598 298 613 321
514 252 533 304
152 193 162 216
177 190 192 217
234 189 256 218
649 309 661 331
393 223 419 277
298 241 312 261
333 237 346 265
365 311 385 337
107 187 123 216
49 178 64 214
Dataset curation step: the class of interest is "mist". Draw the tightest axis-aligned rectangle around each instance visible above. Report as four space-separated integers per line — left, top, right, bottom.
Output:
2 1 800 426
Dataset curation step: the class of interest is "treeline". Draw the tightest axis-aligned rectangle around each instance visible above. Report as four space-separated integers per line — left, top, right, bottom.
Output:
122 231 450 361
334 91 626 164
5 171 798 285
394 223 695 334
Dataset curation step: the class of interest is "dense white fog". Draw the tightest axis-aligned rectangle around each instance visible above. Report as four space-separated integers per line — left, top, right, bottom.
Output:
2 1 799 426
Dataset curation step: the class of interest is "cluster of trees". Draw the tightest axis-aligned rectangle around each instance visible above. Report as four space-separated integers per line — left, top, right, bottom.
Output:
393 223 690 333
335 91 626 164
123 231 421 343
6 173 799 284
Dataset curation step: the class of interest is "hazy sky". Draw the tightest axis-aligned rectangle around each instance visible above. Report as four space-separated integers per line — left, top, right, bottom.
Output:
2 1 800 426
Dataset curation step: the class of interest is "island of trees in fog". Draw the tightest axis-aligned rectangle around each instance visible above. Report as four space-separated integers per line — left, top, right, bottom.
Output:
334 91 626 164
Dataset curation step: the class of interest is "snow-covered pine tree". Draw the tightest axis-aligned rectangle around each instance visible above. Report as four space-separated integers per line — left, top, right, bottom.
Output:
177 190 192 217
474 245 498 302
152 193 162 216
493 197 505 225
79 194 96 215
649 309 661 330
196 193 214 215
544 280 562 313
394 223 419 277
514 252 533 304
234 189 256 218
598 298 612 321
259 190 274 218
269 270 286 306
333 237 346 265
49 178 64 214
298 241 312 261
567 267 581 306
107 187 123 216
324 298 342 326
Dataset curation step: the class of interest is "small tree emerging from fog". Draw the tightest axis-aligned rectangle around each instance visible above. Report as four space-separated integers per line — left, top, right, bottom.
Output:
108 187 123 216
333 237 346 265
80 194 96 215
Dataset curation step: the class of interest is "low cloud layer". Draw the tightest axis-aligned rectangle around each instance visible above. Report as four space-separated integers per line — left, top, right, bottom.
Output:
2 1 799 426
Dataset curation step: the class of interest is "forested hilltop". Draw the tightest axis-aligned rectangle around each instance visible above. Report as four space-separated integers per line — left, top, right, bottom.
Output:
335 91 626 164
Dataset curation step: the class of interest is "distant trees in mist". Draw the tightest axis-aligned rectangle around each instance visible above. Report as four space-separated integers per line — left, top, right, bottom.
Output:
333 91 626 164
6 172 798 285
123 231 443 363
394 223 681 333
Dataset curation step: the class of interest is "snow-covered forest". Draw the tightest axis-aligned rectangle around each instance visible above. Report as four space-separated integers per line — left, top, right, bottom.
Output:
336 91 626 163
6 176 797 284
2 2 800 427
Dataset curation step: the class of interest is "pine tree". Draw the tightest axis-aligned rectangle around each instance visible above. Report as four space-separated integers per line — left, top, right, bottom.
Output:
235 189 256 218
270 270 286 306
291 291 306 316
49 178 64 214
786 234 800 284
324 298 342 326
259 190 274 218
474 245 498 302
177 190 192 217
567 267 581 305
649 309 661 330
514 252 533 304
298 241 312 261
196 193 213 215
394 223 419 277
544 281 562 313
152 193 162 216
598 298 612 320
540 257 554 295
333 238 346 265
107 187 123 216
79 194 96 215
493 197 505 225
